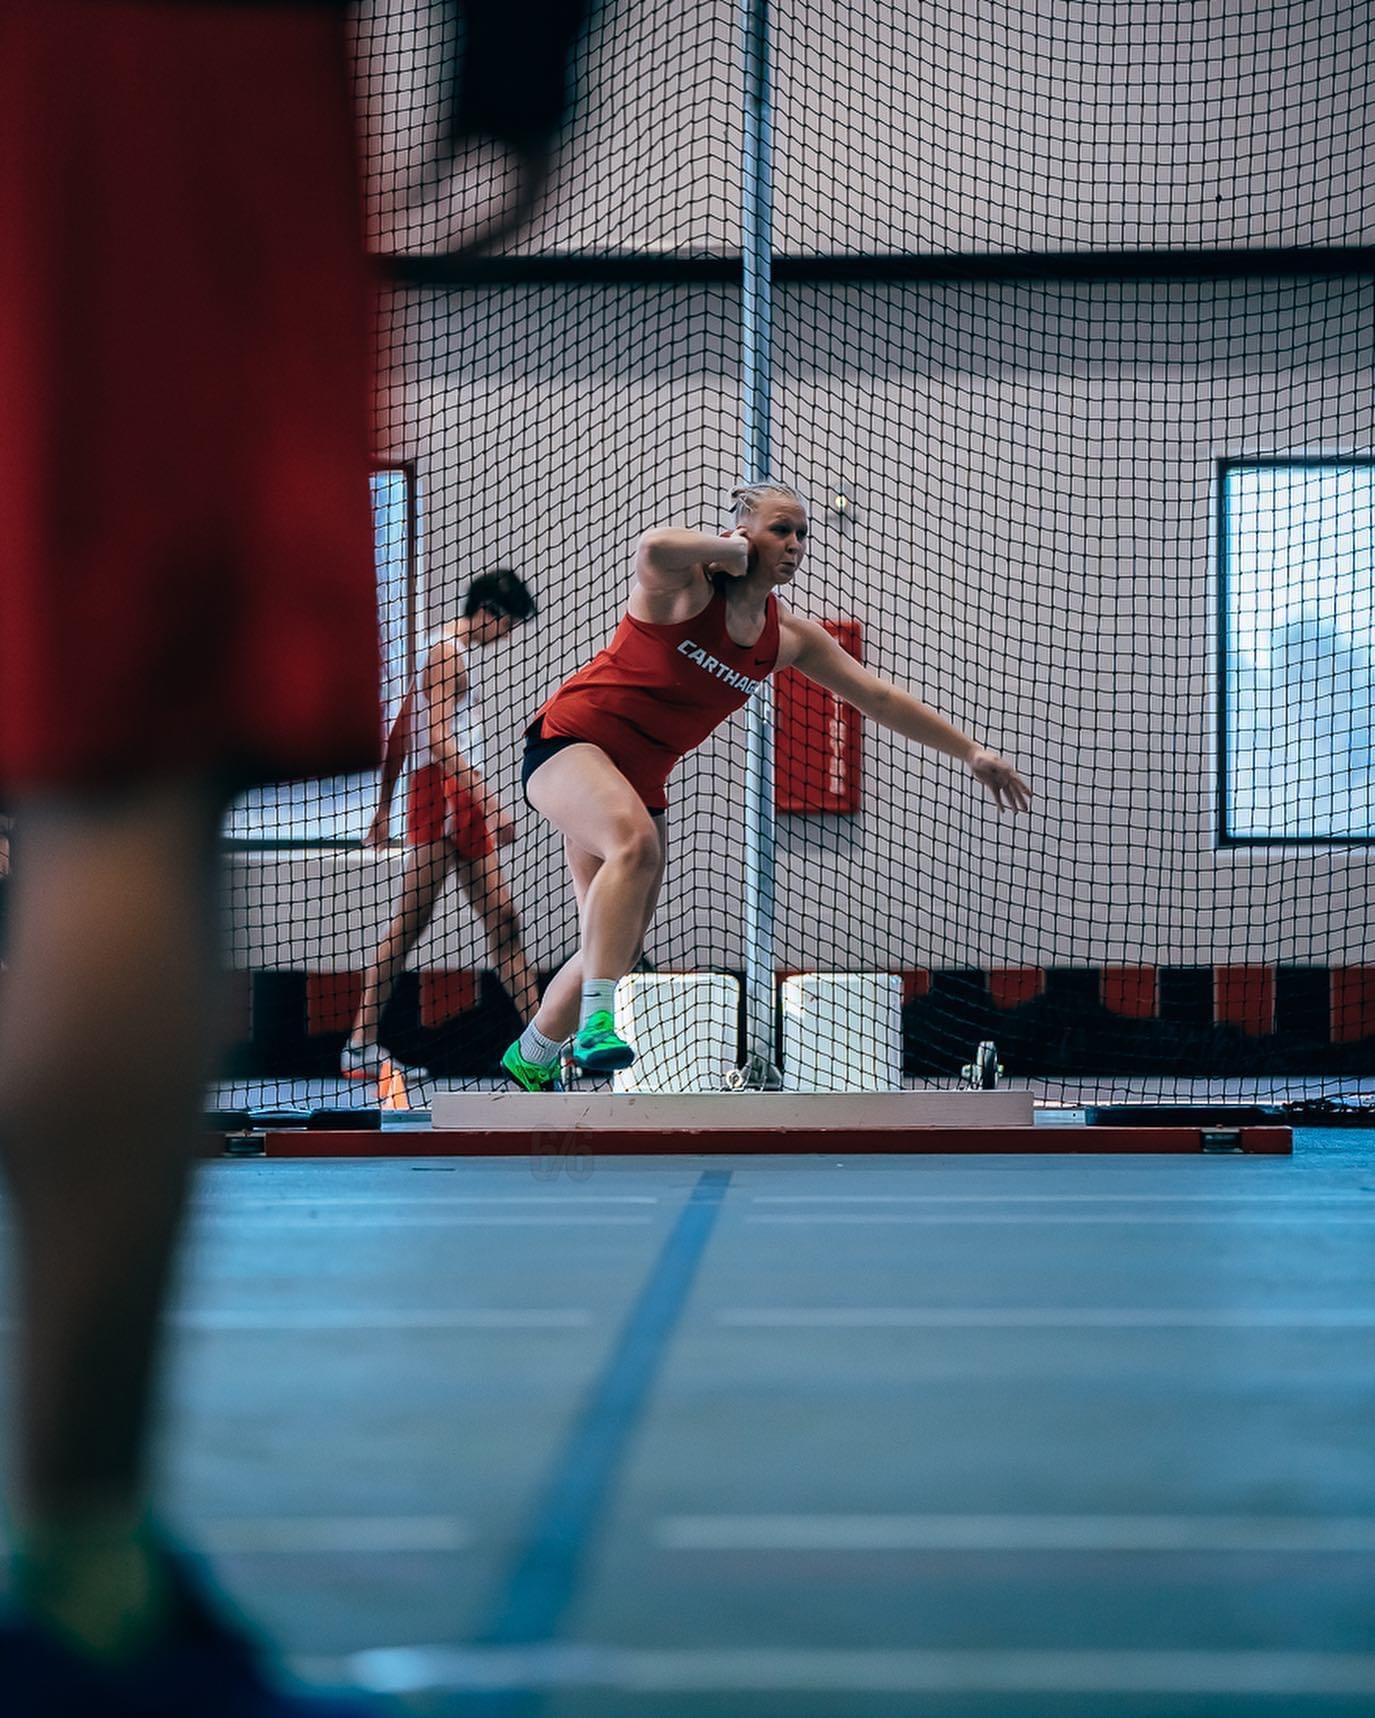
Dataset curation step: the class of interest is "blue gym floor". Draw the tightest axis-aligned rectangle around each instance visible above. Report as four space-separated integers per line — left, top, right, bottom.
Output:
3 1130 1374 1714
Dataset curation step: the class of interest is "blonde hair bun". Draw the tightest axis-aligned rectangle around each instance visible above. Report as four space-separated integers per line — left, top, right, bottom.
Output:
729 480 807 522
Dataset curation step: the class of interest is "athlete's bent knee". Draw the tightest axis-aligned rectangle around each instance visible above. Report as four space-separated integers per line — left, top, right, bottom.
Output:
611 823 661 875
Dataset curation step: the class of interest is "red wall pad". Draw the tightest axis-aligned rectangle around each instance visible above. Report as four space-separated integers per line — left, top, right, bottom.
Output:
1331 967 1375 1043
1214 965 1277 1037
989 968 1045 1009
776 619 863 813
420 970 478 1027
305 971 363 1036
1101 966 1158 1018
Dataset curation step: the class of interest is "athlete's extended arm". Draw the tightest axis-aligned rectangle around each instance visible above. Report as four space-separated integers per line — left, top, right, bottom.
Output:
425 639 516 845
635 527 749 593
778 615 1033 814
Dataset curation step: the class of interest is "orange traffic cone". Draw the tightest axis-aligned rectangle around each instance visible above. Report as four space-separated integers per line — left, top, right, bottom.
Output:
378 1058 410 1111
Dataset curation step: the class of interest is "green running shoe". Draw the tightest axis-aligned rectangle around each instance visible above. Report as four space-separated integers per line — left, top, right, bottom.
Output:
570 1009 636 1073
501 1040 565 1092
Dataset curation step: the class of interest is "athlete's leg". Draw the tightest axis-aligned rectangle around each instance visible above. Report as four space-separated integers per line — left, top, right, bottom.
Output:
535 820 667 1042
526 742 663 988
453 847 540 1024
0 782 224 1656
348 839 454 1057
535 837 603 1034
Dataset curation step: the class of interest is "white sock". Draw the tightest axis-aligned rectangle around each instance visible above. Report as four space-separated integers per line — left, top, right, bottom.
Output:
517 1022 564 1067
579 979 617 1029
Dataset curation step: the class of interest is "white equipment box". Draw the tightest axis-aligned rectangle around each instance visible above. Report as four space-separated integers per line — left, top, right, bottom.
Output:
612 972 741 1094
781 971 904 1092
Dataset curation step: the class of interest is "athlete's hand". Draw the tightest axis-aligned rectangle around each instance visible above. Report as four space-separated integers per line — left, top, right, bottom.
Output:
967 748 1033 814
704 528 751 579
488 806 518 848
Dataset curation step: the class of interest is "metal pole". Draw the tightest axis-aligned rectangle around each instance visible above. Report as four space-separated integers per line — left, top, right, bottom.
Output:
740 0 777 1081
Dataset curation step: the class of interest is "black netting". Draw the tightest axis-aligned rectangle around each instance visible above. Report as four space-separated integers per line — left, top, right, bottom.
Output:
220 1 1375 1114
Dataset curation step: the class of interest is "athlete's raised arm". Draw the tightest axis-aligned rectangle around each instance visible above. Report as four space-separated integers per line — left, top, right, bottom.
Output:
777 612 1033 815
634 526 749 594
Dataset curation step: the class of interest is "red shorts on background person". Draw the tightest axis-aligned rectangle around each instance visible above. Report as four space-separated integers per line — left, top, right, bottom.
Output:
405 764 494 860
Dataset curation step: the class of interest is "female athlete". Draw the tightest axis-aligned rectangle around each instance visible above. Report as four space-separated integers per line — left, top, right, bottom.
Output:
501 481 1032 1089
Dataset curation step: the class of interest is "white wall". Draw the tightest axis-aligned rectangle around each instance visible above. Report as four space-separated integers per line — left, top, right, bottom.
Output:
353 0 1374 256
774 0 1374 253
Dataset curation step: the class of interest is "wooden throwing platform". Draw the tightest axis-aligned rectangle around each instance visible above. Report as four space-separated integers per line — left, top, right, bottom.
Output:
249 1090 1292 1157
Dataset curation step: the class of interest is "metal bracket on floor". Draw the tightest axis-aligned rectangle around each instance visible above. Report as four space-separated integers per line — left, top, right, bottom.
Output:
725 1052 784 1091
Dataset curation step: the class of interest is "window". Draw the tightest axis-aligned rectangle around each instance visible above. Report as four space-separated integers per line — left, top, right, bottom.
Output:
223 465 416 845
1219 459 1375 843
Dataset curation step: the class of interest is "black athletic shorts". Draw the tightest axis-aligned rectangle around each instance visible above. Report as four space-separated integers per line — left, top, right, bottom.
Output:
520 719 665 816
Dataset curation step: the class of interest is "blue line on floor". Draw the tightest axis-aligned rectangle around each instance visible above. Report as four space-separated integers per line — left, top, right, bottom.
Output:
466 1169 732 1711
480 1168 731 1646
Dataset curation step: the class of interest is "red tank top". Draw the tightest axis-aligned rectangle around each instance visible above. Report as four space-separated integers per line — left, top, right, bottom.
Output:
537 587 781 804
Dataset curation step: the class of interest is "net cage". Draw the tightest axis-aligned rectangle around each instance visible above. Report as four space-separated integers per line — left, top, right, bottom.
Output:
220 0 1375 1113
